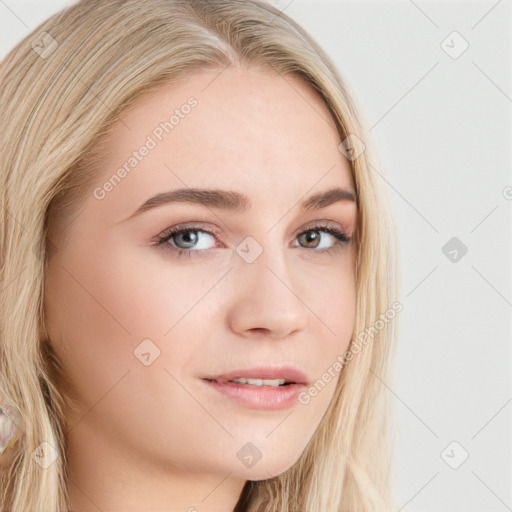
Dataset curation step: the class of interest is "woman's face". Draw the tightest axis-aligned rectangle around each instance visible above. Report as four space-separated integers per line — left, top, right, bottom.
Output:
44 65 357 484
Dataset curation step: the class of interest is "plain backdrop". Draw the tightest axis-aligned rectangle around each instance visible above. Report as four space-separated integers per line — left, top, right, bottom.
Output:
1 1 511 511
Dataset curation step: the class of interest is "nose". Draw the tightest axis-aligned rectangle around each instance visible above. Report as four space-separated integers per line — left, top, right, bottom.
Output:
226 240 309 339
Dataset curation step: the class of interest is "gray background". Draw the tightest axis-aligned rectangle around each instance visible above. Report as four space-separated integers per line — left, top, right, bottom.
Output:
1 1 510 510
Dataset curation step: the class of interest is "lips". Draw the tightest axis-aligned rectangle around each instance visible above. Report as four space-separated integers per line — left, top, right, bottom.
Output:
201 365 309 410
203 365 309 386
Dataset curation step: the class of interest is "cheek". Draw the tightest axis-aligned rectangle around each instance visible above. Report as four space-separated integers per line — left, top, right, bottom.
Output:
44 242 223 388
42 246 174 409
322 269 356 327
305 260 356 396
307 256 357 345
43 257 134 413
101 243 233 335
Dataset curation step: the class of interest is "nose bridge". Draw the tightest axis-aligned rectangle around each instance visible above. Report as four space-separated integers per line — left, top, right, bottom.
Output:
227 230 309 337
237 231 292 295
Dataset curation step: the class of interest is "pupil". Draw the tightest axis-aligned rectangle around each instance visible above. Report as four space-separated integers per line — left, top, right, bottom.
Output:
302 230 319 248
178 231 197 248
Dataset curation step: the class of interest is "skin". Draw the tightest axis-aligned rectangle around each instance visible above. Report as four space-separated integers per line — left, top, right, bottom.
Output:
43 64 358 512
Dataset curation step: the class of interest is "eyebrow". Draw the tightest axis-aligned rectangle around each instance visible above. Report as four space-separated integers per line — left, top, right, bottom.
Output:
123 186 357 221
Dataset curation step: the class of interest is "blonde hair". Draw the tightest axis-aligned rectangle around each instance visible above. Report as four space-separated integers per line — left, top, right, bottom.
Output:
0 1 400 510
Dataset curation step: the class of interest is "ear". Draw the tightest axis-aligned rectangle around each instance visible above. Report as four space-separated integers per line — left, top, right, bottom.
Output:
0 406 20 467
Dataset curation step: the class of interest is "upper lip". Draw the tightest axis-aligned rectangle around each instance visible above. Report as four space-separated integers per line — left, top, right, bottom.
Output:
203 365 309 385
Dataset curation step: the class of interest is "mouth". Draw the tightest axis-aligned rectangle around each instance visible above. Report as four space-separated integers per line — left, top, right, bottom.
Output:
202 365 309 386
200 365 309 411
204 377 294 387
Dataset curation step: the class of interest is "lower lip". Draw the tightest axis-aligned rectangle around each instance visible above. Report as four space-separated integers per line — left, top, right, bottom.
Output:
202 379 306 410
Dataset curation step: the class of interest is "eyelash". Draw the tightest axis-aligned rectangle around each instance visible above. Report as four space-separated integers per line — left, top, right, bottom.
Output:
153 221 352 259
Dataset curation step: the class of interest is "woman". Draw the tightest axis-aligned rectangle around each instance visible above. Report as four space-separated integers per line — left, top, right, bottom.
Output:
0 1 400 510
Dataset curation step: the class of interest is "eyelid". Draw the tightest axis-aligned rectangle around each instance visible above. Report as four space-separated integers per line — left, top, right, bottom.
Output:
152 221 221 241
298 219 350 236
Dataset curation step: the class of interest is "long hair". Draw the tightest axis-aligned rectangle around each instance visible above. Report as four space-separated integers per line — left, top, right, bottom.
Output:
0 1 400 510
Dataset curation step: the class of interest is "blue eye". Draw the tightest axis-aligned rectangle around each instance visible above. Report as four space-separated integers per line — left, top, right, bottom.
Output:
154 222 351 258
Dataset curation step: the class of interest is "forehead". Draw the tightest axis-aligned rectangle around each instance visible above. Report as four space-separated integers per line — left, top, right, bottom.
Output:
88 65 355 220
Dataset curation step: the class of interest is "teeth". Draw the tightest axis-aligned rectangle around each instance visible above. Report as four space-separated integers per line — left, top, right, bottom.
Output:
231 378 287 387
